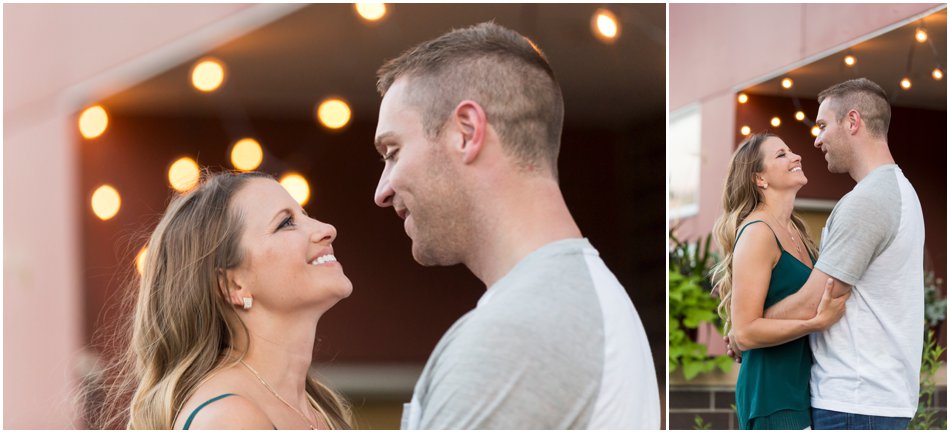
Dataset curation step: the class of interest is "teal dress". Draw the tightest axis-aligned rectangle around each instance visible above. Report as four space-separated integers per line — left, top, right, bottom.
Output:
734 221 815 430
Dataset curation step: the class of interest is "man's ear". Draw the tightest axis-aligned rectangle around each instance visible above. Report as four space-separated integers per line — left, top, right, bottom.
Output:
217 268 247 308
847 109 861 135
452 100 487 164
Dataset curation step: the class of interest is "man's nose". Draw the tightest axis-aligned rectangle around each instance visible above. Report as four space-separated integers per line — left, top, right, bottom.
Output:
375 174 394 208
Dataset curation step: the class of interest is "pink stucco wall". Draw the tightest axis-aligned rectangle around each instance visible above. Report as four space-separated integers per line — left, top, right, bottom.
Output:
669 3 940 240
3 4 258 428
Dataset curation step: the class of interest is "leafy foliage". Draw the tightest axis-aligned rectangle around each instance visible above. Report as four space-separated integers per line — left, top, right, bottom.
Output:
669 232 733 380
908 329 947 430
923 271 947 329
692 415 712 430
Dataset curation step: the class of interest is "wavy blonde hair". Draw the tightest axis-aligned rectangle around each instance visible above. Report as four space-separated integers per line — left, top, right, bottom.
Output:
91 171 352 429
710 133 817 335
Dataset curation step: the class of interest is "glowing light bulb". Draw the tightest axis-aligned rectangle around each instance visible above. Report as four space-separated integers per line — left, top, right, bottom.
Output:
900 77 912 90
136 246 148 275
740 126 751 136
737 93 749 104
592 9 619 42
168 157 200 192
79 105 109 139
915 28 928 43
781 78 793 89
933 68 943 80
844 55 856 67
317 98 352 130
811 126 820 137
91 184 121 220
231 138 263 171
795 111 805 121
191 59 226 92
280 173 311 206
354 3 387 21
770 117 781 127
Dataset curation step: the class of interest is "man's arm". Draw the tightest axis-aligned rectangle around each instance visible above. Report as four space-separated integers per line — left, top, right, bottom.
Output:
764 269 851 321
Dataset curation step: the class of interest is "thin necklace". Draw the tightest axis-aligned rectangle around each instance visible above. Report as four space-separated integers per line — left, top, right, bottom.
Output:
240 359 325 430
760 207 804 257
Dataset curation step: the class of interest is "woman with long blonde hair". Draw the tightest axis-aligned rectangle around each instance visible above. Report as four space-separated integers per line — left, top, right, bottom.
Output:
94 171 353 429
710 133 848 430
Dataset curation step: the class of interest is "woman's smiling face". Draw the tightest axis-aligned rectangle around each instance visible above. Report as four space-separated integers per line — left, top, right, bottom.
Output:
227 177 352 314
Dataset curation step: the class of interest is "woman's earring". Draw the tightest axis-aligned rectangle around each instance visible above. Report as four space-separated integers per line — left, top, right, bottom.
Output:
242 297 253 310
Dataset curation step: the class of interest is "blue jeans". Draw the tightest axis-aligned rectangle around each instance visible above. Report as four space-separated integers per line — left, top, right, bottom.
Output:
812 408 911 430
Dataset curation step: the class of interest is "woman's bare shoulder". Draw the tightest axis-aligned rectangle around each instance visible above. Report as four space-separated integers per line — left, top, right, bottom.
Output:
734 215 779 257
174 366 271 430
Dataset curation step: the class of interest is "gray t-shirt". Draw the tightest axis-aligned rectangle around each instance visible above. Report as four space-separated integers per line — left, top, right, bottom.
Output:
811 164 925 418
401 238 660 429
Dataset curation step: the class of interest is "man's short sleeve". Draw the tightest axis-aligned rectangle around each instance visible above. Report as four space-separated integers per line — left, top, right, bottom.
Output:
815 178 900 285
416 309 601 429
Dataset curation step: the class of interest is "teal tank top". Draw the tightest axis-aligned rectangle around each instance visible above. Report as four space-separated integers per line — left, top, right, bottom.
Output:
182 393 235 430
733 221 815 430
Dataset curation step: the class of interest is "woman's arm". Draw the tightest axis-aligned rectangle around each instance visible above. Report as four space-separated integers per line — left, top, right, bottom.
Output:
730 224 848 351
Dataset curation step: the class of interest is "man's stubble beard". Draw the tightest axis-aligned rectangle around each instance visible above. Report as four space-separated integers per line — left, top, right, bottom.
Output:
410 147 476 268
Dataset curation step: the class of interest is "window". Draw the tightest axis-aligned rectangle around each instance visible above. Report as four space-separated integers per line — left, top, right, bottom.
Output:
668 104 701 219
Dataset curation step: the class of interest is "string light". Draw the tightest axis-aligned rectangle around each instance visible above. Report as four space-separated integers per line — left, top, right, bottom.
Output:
844 55 856 67
354 3 387 21
168 157 200 192
795 111 805 121
900 77 912 90
915 28 928 43
191 59 226 93
737 93 749 104
317 98 352 130
740 126 751 136
770 117 781 127
811 126 820 137
231 138 263 171
91 184 121 220
781 78 793 89
933 68 944 80
592 8 620 42
79 105 109 139
280 173 311 206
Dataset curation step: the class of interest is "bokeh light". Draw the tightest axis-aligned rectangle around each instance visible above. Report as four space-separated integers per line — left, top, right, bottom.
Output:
136 246 148 275
592 9 619 42
740 126 751 136
168 157 201 192
317 98 352 130
191 59 226 92
280 173 311 206
355 3 387 21
231 138 263 171
79 105 109 139
770 117 781 127
737 93 749 104
91 184 121 220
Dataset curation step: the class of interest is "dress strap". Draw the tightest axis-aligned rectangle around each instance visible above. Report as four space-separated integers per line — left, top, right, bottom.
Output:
735 220 783 251
182 393 236 430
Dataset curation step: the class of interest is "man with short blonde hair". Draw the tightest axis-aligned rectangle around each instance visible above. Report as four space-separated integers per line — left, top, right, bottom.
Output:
373 22 660 429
